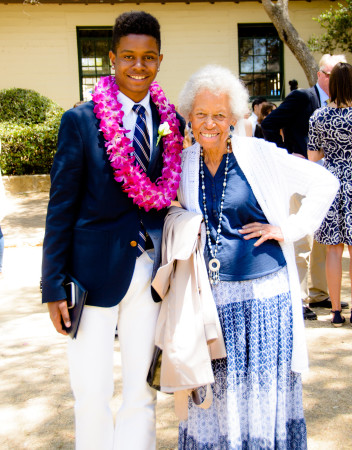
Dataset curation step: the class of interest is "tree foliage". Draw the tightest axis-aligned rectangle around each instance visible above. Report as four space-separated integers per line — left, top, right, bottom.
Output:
261 0 318 86
309 0 352 54
0 88 51 125
0 88 64 175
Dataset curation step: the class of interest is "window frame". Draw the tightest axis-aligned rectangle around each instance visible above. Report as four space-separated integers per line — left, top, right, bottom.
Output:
238 23 284 101
76 26 113 102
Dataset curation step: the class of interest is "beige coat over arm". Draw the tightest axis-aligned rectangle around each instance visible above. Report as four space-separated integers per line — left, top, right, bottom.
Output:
152 206 226 398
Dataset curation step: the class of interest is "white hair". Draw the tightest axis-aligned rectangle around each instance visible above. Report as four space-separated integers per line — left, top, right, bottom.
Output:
319 54 347 71
178 65 249 120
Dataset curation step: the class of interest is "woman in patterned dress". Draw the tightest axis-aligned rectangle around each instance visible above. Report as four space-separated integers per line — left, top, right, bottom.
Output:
308 62 352 327
176 65 339 449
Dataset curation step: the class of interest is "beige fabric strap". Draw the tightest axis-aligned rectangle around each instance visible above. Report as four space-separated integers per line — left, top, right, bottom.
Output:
174 384 213 421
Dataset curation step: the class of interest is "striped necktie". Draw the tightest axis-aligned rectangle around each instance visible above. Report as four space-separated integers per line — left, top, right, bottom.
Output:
132 104 150 256
132 104 150 172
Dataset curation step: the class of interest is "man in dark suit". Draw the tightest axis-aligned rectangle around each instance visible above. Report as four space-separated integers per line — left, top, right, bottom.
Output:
41 11 184 449
262 54 347 319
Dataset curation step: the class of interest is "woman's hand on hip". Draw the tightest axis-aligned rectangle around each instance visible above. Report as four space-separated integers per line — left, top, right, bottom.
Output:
238 222 284 247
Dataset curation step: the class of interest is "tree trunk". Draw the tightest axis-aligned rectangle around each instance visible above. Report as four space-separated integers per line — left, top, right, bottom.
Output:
261 0 318 86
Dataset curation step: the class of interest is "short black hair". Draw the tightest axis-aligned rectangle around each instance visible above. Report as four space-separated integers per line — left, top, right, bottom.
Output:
329 62 352 107
111 11 161 54
251 96 267 110
288 79 298 91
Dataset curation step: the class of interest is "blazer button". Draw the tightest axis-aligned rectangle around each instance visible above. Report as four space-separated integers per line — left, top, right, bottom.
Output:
130 240 137 247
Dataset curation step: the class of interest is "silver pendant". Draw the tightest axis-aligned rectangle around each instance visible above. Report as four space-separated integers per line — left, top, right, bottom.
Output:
209 258 220 272
208 258 220 285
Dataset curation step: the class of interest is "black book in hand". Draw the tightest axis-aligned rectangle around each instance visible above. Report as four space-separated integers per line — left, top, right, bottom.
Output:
62 275 88 339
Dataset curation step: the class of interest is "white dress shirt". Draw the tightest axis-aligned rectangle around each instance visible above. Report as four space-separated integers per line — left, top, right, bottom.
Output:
248 112 258 136
117 91 154 157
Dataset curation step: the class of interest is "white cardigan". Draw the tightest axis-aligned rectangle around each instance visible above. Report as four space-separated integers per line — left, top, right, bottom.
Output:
178 136 340 373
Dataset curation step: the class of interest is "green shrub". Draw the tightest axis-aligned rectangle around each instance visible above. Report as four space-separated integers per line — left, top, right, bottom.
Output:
0 88 64 175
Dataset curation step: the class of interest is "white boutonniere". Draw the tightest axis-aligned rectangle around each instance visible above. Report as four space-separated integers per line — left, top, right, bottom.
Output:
156 122 172 146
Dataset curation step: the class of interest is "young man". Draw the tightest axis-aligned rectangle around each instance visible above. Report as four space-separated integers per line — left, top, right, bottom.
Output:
42 11 184 449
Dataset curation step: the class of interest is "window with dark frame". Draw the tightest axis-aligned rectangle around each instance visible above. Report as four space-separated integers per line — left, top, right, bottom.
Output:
238 24 284 100
77 27 113 102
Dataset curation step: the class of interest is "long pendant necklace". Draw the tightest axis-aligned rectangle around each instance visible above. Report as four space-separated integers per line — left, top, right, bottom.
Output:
200 139 231 285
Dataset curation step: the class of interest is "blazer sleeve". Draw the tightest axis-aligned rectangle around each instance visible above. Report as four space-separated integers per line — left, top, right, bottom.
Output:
41 109 85 303
261 90 310 149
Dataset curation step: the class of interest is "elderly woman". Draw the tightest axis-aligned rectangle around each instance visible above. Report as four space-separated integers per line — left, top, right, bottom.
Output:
176 65 339 449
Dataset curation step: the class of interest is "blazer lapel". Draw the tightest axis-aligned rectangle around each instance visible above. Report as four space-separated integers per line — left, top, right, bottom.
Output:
147 100 162 177
313 85 322 108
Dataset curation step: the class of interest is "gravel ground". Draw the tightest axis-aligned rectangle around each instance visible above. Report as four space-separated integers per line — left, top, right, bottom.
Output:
0 192 351 449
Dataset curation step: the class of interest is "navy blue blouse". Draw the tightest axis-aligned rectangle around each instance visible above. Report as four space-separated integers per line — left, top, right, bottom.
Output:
199 152 286 281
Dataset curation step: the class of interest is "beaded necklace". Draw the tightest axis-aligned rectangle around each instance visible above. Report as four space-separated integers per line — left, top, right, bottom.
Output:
200 139 231 285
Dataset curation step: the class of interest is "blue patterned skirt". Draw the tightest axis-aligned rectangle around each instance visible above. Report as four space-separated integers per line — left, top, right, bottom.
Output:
178 266 307 449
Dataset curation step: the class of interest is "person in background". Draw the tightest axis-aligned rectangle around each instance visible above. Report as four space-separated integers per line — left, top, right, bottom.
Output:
254 101 277 139
176 64 338 449
261 54 348 320
308 62 352 326
41 11 184 450
289 79 298 92
247 96 267 136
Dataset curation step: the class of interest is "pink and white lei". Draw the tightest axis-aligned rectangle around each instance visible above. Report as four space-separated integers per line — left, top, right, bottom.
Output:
92 75 183 211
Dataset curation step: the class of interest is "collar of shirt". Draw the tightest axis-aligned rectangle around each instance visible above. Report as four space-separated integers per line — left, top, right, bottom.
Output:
316 83 329 106
117 91 154 154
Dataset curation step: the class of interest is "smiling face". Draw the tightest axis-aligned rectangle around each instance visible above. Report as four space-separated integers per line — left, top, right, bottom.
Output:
189 89 236 154
109 34 163 102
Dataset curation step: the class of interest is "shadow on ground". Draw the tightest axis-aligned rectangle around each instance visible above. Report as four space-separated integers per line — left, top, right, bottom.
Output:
1 192 351 449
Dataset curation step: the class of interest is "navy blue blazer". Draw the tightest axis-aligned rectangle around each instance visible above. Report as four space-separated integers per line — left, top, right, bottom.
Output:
42 100 184 307
261 85 321 158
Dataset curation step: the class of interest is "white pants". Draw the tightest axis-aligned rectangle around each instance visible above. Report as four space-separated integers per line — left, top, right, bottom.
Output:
67 251 160 450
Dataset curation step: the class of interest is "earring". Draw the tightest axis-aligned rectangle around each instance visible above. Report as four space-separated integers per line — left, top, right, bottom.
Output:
157 67 160 72
187 122 196 145
229 124 235 139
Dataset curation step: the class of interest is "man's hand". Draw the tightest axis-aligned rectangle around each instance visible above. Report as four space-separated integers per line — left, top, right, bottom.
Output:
47 300 71 335
239 222 284 247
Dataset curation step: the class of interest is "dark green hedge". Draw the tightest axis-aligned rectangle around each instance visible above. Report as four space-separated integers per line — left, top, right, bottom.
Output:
0 88 64 175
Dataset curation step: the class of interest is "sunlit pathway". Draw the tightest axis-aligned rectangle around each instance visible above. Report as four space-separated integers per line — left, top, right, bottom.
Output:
0 191 351 449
